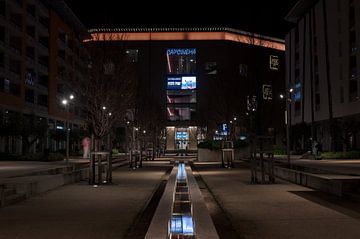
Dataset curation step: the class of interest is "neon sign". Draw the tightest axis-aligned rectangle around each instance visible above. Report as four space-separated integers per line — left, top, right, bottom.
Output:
167 48 196 56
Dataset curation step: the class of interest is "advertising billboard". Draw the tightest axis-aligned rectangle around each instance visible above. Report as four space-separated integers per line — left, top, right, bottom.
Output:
181 76 196 90
167 76 196 90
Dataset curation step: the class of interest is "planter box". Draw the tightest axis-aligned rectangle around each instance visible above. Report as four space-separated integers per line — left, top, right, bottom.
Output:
197 148 221 162
197 147 251 162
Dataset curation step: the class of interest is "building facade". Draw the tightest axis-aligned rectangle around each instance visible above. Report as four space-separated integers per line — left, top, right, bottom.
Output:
286 0 360 151
87 28 285 153
0 0 88 154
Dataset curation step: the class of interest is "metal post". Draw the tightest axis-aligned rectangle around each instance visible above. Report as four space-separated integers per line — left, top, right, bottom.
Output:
65 105 70 164
286 96 291 165
97 154 102 184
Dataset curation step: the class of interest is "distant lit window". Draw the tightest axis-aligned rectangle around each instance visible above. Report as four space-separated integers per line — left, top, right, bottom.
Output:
239 64 248 77
205 62 217 75
125 49 138 62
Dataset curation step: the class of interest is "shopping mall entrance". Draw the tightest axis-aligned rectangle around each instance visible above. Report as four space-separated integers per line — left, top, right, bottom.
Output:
166 126 197 153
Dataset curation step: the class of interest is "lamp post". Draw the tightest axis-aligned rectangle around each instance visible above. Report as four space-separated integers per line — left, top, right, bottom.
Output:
280 88 292 165
62 94 74 164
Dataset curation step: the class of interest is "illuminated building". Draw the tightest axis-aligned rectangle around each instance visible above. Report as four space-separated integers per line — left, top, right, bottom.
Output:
286 0 360 151
0 0 88 154
87 27 286 153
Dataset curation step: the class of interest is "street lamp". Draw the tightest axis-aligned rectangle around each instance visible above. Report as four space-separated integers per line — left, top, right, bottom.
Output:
62 94 74 164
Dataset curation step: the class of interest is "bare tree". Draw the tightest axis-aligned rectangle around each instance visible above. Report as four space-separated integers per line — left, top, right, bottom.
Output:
70 35 137 150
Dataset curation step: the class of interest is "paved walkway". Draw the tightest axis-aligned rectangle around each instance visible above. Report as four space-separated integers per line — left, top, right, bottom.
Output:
275 155 360 176
0 162 171 239
194 162 360 239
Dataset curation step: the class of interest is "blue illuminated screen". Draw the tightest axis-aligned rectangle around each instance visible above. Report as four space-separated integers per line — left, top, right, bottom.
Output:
170 215 194 235
181 76 196 90
167 76 196 90
176 131 188 140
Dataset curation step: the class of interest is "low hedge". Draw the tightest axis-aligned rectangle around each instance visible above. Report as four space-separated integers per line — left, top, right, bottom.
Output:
321 151 360 159
0 152 64 161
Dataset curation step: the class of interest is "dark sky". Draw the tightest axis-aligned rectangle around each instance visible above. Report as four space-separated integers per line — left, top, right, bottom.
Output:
64 1 298 39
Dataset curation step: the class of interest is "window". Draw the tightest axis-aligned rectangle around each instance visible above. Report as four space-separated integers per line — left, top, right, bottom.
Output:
26 4 36 18
239 64 248 77
26 25 35 38
25 89 34 103
205 62 217 75
339 42 342 57
39 36 48 48
0 1 5 17
58 31 66 43
58 49 65 60
57 83 64 94
0 25 4 42
9 36 22 54
166 48 196 75
167 105 196 121
338 19 342 34
0 51 4 67
37 94 48 107
9 59 21 74
339 64 343 81
38 75 48 87
26 46 35 59
10 82 20 96
340 86 344 103
349 80 358 102
315 93 320 111
39 17 49 29
10 13 22 29
125 49 138 62
25 69 36 86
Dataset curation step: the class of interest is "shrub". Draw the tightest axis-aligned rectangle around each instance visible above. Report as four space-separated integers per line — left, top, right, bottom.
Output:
273 147 287 155
197 140 221 150
321 151 360 159
112 148 119 154
233 139 249 149
47 153 64 161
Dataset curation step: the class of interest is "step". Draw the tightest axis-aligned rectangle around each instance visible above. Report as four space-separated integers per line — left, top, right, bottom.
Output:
3 188 16 197
274 166 360 196
4 193 27 207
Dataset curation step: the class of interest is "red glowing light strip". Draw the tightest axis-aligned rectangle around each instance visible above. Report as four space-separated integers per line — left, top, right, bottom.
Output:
166 53 172 73
86 31 285 51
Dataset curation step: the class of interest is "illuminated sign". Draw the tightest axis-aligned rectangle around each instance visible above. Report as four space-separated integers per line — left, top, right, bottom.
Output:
167 76 196 90
270 55 279 70
176 131 188 140
181 76 196 90
262 85 273 100
167 48 196 56
167 77 182 90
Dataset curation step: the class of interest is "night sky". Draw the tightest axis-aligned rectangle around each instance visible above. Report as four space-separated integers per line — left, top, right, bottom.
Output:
64 1 298 39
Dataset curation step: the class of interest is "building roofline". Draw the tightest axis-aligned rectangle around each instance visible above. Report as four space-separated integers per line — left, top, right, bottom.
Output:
88 27 285 44
41 0 89 39
285 0 319 23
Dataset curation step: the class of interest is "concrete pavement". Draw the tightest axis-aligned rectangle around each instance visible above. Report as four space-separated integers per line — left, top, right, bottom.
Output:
193 162 360 239
0 162 171 239
275 155 360 176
